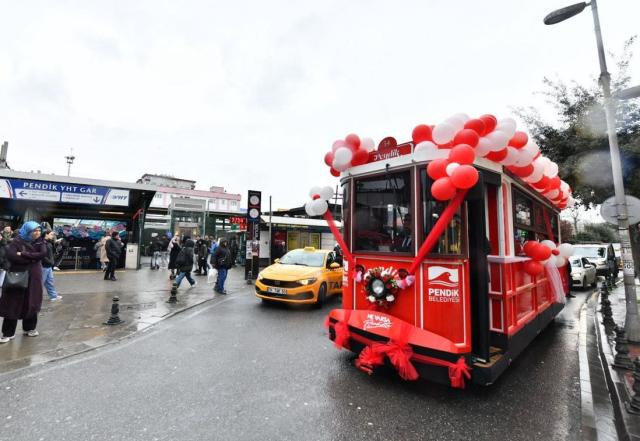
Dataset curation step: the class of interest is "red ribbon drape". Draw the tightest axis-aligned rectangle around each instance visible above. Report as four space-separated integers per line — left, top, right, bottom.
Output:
324 209 353 266
355 340 420 381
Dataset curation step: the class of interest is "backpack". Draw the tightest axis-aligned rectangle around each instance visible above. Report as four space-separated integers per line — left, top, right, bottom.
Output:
175 248 187 267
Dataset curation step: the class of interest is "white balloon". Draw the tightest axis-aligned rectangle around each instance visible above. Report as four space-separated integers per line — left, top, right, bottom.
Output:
432 123 456 144
332 159 349 172
361 137 376 152
558 243 574 258
312 199 328 216
541 239 556 250
567 196 576 206
500 147 519 166
414 141 438 161
554 255 567 268
451 113 471 123
319 186 334 201
544 161 559 178
445 117 465 132
485 130 510 151
522 140 540 159
513 148 533 167
446 162 460 176
560 181 570 192
309 186 322 198
333 147 353 168
305 202 315 217
496 118 517 139
475 137 493 157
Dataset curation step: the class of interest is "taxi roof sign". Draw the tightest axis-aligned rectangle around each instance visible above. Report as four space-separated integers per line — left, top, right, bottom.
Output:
303 246 316 252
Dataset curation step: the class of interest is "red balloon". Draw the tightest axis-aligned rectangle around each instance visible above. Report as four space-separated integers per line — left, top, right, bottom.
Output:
508 131 528 149
324 152 334 167
352 148 369 166
532 244 552 261
523 241 539 257
427 159 449 180
509 164 534 177
412 125 432 144
330 168 340 177
345 134 360 150
453 129 480 147
479 114 497 135
547 176 561 190
448 144 475 165
450 165 479 189
532 176 549 190
431 177 457 201
524 260 544 277
485 148 508 162
464 119 486 136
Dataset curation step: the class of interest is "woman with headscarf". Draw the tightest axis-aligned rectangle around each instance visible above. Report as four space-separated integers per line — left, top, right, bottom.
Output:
0 221 47 343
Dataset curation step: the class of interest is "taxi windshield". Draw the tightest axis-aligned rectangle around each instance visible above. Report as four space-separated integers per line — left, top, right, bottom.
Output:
279 250 325 267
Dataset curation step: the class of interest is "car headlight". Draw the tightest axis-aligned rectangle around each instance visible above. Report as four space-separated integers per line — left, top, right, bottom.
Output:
257 272 264 280
371 279 385 296
298 278 317 286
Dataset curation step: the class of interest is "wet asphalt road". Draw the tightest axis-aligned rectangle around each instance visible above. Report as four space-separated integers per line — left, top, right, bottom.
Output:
0 276 593 441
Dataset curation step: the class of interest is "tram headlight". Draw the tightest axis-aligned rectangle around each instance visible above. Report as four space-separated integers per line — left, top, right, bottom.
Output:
371 279 385 296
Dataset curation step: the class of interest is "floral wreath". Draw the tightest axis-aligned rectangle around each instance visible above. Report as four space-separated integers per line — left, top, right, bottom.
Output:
364 267 400 307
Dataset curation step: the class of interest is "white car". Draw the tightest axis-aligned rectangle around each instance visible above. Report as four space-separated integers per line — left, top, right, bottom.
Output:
570 257 597 289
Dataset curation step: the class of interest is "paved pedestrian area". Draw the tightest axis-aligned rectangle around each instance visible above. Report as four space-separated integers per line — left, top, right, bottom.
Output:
0 266 243 374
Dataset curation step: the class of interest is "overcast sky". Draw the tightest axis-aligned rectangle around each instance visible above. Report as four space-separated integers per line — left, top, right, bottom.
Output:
1 0 638 208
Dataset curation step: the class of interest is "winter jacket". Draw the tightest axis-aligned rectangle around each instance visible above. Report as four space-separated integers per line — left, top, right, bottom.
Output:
42 240 55 268
106 237 123 262
213 247 232 270
99 236 109 263
0 236 47 320
150 239 162 253
177 240 195 273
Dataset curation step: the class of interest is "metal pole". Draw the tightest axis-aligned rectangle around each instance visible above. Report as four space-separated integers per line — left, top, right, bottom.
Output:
268 196 272 262
590 0 640 341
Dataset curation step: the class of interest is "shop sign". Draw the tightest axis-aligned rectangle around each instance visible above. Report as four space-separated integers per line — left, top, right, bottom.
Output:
0 178 130 206
369 137 413 163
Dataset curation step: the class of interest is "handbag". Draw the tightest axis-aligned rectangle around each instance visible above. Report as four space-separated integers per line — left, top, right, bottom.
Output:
3 269 29 290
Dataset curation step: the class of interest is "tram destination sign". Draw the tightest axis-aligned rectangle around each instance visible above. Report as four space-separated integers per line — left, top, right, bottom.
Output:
369 137 413 162
0 178 130 206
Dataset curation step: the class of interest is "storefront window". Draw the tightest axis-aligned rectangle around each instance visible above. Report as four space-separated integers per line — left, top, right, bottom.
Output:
420 170 465 255
353 170 412 253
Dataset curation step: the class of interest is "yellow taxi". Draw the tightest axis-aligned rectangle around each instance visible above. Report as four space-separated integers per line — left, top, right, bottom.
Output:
255 247 343 306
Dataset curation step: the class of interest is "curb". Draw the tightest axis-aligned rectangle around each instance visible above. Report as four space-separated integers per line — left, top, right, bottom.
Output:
591 282 640 441
0 292 233 381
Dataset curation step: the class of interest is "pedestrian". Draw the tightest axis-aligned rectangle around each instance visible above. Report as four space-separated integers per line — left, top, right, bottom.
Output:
0 225 12 289
0 221 47 343
42 229 62 301
99 232 110 271
229 240 239 267
174 239 196 288
196 239 209 275
104 231 123 281
167 235 181 279
53 236 69 270
160 235 170 268
149 233 162 270
213 239 232 294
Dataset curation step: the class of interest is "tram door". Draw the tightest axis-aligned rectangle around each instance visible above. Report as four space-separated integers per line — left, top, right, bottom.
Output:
467 170 501 363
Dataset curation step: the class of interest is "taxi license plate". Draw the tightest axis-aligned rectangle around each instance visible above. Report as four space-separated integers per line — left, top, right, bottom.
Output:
267 287 288 295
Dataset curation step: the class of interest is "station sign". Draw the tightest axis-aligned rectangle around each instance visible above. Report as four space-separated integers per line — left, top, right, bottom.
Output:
0 178 130 206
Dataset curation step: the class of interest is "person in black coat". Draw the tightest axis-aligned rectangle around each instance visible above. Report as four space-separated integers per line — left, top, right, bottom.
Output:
0 221 47 343
104 232 123 281
167 236 181 279
213 240 231 294
174 239 196 288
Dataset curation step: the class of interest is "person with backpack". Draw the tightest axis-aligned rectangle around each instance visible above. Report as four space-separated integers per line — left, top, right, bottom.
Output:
42 229 62 301
174 239 196 288
213 239 231 294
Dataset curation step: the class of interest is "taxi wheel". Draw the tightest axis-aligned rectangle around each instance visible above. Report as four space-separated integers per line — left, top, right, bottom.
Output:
314 283 327 308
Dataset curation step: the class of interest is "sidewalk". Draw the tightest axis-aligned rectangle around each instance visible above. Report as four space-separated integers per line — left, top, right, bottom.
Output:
0 266 245 375
589 278 640 441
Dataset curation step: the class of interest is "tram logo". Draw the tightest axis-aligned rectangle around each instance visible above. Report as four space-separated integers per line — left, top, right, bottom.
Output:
363 314 392 331
427 266 460 303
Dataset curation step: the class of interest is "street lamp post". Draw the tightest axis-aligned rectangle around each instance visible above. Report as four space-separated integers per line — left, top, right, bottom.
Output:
544 0 640 341
65 148 75 176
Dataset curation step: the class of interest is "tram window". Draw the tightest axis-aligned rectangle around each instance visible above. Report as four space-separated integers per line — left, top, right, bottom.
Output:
513 188 560 255
342 181 350 249
420 169 465 256
353 171 412 253
514 191 532 226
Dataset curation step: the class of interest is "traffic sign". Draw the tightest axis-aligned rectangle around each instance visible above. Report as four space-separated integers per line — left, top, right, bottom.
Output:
600 195 640 226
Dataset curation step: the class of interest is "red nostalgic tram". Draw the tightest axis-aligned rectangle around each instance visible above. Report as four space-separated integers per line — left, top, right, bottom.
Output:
306 113 576 388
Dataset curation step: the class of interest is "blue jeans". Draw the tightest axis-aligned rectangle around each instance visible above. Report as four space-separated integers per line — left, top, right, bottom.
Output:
215 268 228 292
175 271 195 287
42 267 59 299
